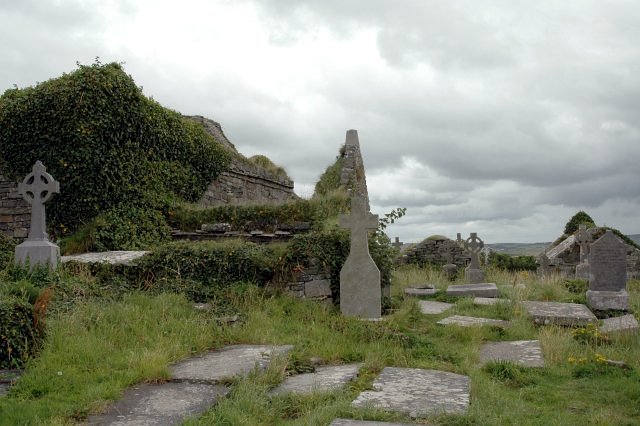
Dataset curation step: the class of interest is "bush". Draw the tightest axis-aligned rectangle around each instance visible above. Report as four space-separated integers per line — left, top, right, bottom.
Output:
0 295 40 369
0 233 16 269
248 155 289 179
314 151 345 197
488 252 537 272
0 61 229 236
564 211 595 235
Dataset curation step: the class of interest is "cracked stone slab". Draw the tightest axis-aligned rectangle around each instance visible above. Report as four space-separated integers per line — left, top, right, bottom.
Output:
474 297 510 306
61 251 150 265
330 420 414 426
599 314 639 334
271 363 362 395
437 315 510 328
404 286 438 296
418 300 453 315
87 382 229 426
479 340 545 367
446 283 498 298
352 367 470 417
170 344 293 383
521 301 596 326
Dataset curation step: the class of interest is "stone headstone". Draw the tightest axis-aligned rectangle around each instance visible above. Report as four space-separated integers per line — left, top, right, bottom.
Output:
575 224 593 280
339 194 381 319
351 367 470 417
586 230 629 311
537 253 551 278
14 161 60 270
462 232 485 283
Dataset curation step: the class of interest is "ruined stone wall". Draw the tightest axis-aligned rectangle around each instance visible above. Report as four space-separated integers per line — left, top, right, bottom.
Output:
403 238 470 267
199 158 298 206
339 129 370 203
0 176 30 240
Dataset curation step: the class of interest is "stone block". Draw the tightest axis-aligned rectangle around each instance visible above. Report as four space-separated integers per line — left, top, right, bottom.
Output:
575 263 590 280
586 290 629 311
465 268 485 284
479 340 544 367
418 300 453 314
305 280 332 298
15 240 59 270
521 301 597 326
599 314 638 334
404 285 438 296
446 283 498 298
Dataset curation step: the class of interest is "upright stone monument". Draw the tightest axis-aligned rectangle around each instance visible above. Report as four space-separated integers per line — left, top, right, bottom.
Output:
462 233 485 284
442 244 458 281
14 161 60 270
575 224 592 280
339 194 381 319
586 230 628 311
392 237 403 250
537 253 551 278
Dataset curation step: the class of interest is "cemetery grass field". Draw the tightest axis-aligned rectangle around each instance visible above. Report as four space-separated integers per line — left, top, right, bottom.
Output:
1 266 639 425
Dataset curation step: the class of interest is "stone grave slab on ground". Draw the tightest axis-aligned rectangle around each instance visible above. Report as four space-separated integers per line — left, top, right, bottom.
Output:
446 283 498 298
437 315 510 328
0 370 21 397
330 420 414 426
87 382 229 426
599 314 639 334
587 230 629 311
521 301 597 326
418 300 453 315
352 367 470 417
271 363 362 395
404 285 438 296
170 344 293 382
479 340 545 367
61 251 150 265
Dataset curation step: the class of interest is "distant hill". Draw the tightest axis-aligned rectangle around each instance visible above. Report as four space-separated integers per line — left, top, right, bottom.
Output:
629 234 640 245
487 242 551 256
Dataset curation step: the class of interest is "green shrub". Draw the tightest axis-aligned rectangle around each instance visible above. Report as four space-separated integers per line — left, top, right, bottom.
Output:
0 233 16 269
0 61 229 236
0 295 40 369
314 152 345 197
248 155 290 179
488 252 537 271
564 211 596 235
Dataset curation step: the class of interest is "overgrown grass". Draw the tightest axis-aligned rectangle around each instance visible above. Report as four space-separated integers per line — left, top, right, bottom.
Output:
1 265 638 425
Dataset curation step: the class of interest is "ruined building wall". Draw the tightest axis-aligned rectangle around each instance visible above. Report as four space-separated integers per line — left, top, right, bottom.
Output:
0 176 30 239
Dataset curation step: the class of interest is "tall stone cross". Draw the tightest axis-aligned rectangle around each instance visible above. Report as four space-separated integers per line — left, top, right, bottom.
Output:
576 224 592 264
456 233 464 248
392 237 403 250
15 161 60 269
463 233 484 270
338 194 381 319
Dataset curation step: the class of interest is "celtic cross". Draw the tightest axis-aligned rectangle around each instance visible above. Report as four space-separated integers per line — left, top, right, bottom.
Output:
463 232 484 269
18 161 59 241
575 224 592 264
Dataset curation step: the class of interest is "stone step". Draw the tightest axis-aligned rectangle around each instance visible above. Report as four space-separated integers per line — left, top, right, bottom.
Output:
351 367 470 418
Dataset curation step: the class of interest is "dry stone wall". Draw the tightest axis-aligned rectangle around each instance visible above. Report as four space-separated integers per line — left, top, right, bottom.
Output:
0 176 30 240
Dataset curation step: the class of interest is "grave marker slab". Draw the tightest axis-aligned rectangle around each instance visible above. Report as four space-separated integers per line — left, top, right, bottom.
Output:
418 300 453 314
587 230 629 311
474 297 510 306
599 314 638 334
404 285 438 296
339 194 381 319
14 161 60 270
521 301 596 326
437 315 510 328
479 340 544 367
446 283 498 298
351 367 470 417
270 363 361 395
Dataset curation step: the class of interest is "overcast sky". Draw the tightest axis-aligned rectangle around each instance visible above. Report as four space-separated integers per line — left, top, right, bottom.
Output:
1 0 639 243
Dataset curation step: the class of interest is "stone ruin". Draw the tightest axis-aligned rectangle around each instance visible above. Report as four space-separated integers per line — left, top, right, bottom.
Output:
402 235 469 270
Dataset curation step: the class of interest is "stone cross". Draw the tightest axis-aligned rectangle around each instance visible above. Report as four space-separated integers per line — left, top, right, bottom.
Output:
456 233 464 248
392 237 403 250
338 194 381 319
18 161 60 241
463 233 484 270
15 161 61 270
537 253 551 277
576 224 592 264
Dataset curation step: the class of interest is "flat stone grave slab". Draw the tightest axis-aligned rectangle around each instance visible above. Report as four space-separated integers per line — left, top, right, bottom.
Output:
271 363 362 395
446 283 498 298
170 344 293 382
437 315 510 328
352 367 470 417
474 297 510 306
330 420 414 426
418 300 453 315
479 340 545 367
87 382 229 425
599 314 639 334
61 251 150 265
521 301 597 326
404 285 438 296
0 370 21 397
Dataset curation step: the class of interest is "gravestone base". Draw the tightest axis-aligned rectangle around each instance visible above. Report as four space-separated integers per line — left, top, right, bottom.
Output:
14 240 59 270
586 289 629 311
575 263 590 280
464 268 485 284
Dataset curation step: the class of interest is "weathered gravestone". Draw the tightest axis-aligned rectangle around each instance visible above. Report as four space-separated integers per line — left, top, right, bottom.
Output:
575 224 592 280
587 230 629 311
14 161 60 270
339 194 381 319
537 253 551 278
442 243 458 281
462 232 485 283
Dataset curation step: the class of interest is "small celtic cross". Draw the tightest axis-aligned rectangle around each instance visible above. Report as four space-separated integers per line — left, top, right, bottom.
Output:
18 161 60 241
463 232 484 269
